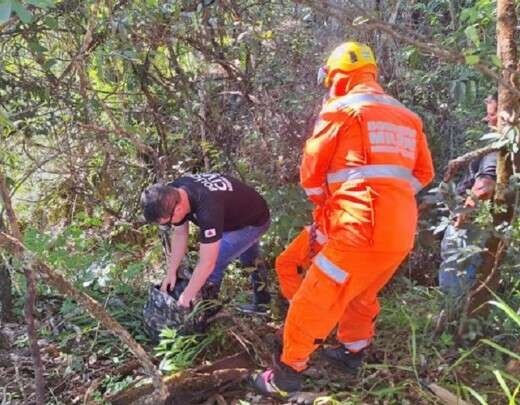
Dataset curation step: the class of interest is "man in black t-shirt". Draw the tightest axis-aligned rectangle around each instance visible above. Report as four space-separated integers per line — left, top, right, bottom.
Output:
141 173 271 314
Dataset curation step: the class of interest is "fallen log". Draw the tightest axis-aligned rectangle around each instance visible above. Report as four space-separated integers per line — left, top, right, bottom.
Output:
104 352 254 404
105 368 249 405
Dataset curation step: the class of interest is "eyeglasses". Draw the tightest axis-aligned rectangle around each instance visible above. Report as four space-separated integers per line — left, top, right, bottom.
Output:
156 204 176 228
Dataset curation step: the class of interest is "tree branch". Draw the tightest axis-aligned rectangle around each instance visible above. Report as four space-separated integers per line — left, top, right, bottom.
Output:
443 145 500 181
297 0 520 99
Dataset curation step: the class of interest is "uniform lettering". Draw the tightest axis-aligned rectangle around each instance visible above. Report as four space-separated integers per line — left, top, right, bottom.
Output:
367 121 416 159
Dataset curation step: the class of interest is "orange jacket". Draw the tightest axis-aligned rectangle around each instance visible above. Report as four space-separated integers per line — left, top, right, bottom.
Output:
300 81 434 251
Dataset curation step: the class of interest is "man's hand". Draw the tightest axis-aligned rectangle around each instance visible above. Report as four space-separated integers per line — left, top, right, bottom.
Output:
454 196 476 228
160 271 177 293
176 241 221 308
471 176 496 200
455 176 496 228
177 291 193 308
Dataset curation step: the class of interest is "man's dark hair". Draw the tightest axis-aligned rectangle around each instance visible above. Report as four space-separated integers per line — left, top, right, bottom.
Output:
141 184 180 223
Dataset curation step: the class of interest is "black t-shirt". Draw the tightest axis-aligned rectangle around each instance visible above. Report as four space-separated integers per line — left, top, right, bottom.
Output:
169 174 270 243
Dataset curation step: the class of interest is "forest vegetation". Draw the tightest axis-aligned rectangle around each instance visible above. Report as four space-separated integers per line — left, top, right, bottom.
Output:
0 0 519 404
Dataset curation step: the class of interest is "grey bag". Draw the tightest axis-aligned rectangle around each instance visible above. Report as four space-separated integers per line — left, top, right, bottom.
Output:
142 279 221 343
142 279 190 343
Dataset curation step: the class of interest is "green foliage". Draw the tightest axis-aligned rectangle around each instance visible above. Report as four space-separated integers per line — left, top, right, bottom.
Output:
101 374 136 399
1 0 520 403
0 0 54 24
154 327 217 373
461 295 520 404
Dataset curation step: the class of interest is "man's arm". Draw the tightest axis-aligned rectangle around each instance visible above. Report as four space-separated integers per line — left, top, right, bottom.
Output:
160 222 189 292
178 240 220 307
454 153 497 227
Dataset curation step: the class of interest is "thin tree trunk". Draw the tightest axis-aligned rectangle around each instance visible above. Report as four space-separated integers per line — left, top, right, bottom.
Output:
0 212 14 321
0 171 45 404
24 267 45 403
0 260 14 322
467 0 518 317
199 85 210 171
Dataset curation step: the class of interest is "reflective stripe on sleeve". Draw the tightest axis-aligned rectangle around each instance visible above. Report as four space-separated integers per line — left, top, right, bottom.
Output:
325 93 420 121
315 229 327 245
314 253 349 283
326 164 423 193
304 187 324 196
328 94 404 111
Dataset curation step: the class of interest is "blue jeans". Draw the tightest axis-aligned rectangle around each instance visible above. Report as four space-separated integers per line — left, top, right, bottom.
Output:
207 220 270 295
439 224 479 299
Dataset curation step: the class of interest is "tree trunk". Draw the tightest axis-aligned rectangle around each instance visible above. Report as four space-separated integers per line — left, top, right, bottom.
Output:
468 0 519 317
0 213 14 321
0 258 14 322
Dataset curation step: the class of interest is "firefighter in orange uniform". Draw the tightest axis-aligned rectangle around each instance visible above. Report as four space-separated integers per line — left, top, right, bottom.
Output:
251 41 435 397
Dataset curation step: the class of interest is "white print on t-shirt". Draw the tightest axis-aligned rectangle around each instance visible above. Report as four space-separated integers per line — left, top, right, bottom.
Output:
188 173 234 192
204 229 217 238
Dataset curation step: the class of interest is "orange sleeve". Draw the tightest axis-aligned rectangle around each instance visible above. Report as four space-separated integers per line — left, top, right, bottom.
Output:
412 127 435 189
300 119 342 205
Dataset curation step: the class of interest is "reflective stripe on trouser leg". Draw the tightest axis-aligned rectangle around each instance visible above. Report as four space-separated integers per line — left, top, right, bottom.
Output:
343 339 371 352
313 252 349 283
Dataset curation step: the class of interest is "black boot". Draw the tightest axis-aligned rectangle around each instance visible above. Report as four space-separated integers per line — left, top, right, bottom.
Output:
249 357 302 398
321 346 366 374
238 258 271 315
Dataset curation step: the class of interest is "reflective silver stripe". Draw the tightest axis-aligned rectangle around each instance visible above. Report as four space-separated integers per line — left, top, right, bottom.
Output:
327 164 423 193
328 93 405 111
304 187 323 196
315 229 327 245
410 177 423 193
343 339 371 352
314 253 348 283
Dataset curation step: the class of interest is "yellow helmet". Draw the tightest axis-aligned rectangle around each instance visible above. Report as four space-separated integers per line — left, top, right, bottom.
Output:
320 42 377 87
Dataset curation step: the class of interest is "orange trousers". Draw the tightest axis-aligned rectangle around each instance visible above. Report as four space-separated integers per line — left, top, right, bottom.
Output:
281 242 409 371
275 226 325 300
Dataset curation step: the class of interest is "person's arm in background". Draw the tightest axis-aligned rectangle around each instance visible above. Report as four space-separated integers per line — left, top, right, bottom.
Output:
177 240 220 307
455 152 497 227
471 152 497 200
160 221 189 292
